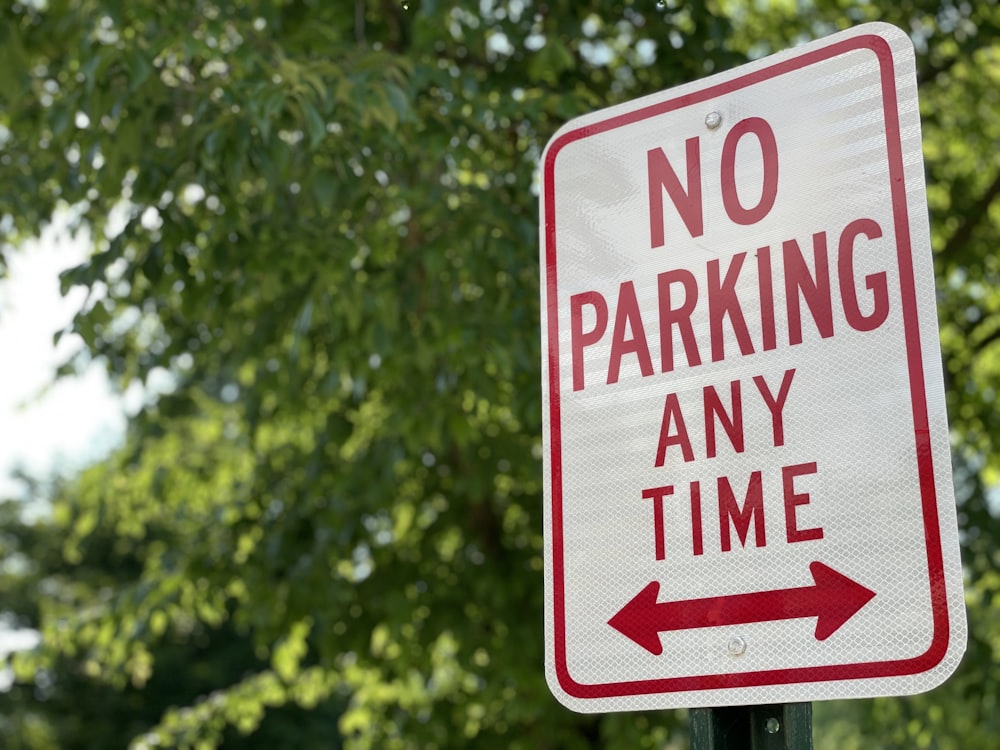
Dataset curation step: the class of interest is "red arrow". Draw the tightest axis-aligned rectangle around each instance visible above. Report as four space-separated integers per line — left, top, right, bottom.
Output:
608 562 876 655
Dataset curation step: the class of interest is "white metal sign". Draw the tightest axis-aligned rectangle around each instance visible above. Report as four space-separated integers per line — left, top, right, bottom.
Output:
539 23 966 712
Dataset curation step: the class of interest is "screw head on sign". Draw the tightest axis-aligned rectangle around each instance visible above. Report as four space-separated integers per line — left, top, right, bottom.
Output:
727 636 747 656
765 717 781 734
705 111 722 129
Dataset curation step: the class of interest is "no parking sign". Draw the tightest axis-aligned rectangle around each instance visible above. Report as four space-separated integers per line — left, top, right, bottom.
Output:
539 23 965 712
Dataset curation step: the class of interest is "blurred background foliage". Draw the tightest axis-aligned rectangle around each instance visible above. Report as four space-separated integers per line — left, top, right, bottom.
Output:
0 0 997 748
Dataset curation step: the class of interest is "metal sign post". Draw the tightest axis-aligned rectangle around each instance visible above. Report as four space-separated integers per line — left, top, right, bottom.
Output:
690 703 813 750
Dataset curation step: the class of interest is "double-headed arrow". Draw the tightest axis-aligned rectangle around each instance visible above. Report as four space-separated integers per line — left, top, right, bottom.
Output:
608 561 876 655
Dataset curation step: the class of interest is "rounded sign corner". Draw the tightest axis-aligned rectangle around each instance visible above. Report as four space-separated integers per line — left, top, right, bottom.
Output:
545 662 605 714
849 20 914 49
918 599 968 689
541 119 589 182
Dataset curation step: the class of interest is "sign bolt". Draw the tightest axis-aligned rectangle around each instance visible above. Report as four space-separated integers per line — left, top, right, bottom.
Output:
727 636 747 655
705 111 722 129
765 717 781 734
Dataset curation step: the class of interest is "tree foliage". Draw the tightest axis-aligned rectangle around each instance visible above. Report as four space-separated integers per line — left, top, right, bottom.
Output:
0 1 998 748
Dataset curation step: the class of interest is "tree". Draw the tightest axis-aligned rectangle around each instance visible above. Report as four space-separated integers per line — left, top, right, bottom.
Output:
0 492 346 750
0 1 997 748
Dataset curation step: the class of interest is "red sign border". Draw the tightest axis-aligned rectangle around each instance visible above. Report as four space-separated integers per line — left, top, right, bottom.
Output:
542 33 952 700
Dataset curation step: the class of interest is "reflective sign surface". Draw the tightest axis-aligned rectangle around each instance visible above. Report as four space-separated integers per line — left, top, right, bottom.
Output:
539 23 966 712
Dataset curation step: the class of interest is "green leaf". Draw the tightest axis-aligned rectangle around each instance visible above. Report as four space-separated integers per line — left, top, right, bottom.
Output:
311 171 337 207
126 48 154 92
385 82 412 123
300 99 326 148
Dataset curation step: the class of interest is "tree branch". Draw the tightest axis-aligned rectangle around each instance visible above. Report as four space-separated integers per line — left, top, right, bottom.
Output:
940 169 1000 259
355 0 365 43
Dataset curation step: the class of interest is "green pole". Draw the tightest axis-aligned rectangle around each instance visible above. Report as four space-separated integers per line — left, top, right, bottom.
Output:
690 703 813 750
